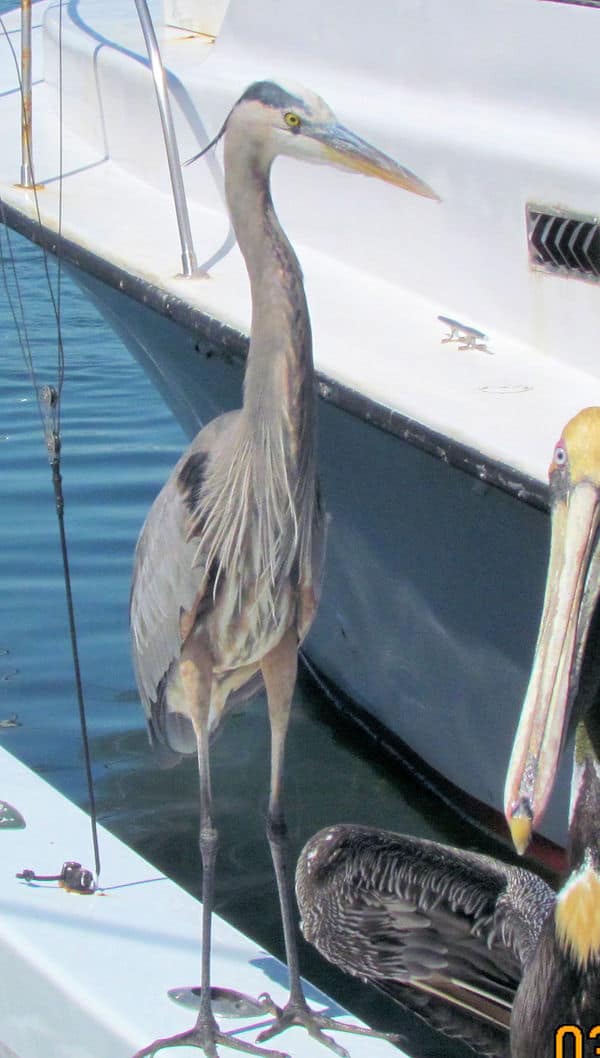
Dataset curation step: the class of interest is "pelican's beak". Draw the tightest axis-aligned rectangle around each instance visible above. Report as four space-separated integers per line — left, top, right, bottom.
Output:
504 475 600 854
313 123 440 200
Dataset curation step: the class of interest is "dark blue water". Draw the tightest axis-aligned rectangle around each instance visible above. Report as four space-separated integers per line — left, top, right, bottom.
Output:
0 228 507 1056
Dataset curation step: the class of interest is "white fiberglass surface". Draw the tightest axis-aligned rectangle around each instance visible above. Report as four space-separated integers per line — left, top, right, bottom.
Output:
2 0 600 483
0 747 405 1058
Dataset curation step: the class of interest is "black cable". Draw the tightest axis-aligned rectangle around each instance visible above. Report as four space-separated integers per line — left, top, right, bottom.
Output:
0 11 101 881
48 428 101 880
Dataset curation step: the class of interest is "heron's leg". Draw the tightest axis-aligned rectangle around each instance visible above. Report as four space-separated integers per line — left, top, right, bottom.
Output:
255 630 402 1058
190 657 221 1044
132 653 289 1058
262 628 303 1001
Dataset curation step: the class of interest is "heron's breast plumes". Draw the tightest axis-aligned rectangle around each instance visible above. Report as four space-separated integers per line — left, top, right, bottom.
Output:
186 419 319 668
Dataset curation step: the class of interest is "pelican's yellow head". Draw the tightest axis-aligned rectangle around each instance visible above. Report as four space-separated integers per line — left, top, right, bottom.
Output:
555 407 600 487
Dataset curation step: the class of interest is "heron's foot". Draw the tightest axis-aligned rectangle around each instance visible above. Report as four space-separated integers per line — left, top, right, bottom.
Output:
255 994 402 1058
131 1018 292 1058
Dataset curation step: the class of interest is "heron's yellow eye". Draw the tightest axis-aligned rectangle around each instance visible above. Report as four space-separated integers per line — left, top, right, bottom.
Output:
284 112 302 129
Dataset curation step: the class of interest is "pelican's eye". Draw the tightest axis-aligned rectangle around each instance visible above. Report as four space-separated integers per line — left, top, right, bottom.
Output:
284 111 302 131
554 445 567 467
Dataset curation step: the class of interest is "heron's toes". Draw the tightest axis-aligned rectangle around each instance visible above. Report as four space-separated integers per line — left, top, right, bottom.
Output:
255 994 402 1057
131 1023 291 1058
254 997 351 1058
131 1027 207 1058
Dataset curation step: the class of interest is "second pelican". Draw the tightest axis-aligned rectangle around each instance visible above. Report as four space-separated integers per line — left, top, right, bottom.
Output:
504 407 600 854
297 723 600 1058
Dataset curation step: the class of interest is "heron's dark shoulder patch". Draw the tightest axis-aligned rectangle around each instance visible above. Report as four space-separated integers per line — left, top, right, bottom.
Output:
239 81 304 113
177 450 208 514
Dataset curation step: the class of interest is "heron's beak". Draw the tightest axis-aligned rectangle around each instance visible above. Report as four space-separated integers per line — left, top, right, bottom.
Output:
313 123 440 200
504 480 600 854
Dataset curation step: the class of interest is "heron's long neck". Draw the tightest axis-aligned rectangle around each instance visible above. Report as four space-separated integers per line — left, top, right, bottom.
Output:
224 140 315 484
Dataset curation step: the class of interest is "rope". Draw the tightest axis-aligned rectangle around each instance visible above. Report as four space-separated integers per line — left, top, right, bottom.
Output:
0 10 101 881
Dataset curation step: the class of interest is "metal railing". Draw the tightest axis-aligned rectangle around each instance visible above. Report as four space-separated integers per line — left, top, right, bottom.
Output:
133 0 199 277
18 0 199 276
20 0 33 187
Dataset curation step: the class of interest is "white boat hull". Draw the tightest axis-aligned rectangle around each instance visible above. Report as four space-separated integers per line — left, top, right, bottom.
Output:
71 264 571 848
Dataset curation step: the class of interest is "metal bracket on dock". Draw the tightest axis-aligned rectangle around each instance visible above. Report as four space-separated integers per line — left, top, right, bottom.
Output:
438 315 491 353
16 860 96 893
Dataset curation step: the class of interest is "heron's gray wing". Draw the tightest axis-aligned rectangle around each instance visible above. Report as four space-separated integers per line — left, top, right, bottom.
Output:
130 456 200 719
130 411 265 764
297 825 555 1057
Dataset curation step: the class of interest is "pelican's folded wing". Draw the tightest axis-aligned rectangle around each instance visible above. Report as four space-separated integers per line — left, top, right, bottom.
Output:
297 825 556 1058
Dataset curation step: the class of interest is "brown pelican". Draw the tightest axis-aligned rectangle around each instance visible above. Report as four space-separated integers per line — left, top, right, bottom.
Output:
296 722 600 1058
129 80 437 1058
504 407 600 854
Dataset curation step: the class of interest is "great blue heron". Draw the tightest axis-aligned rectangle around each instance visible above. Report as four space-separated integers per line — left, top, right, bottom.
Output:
130 79 438 1058
296 721 600 1058
504 407 600 855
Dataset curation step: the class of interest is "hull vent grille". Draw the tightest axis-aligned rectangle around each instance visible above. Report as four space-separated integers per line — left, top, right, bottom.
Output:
527 206 600 281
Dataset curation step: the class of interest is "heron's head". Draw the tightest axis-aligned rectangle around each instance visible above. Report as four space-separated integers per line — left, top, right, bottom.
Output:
187 79 439 200
505 407 600 854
